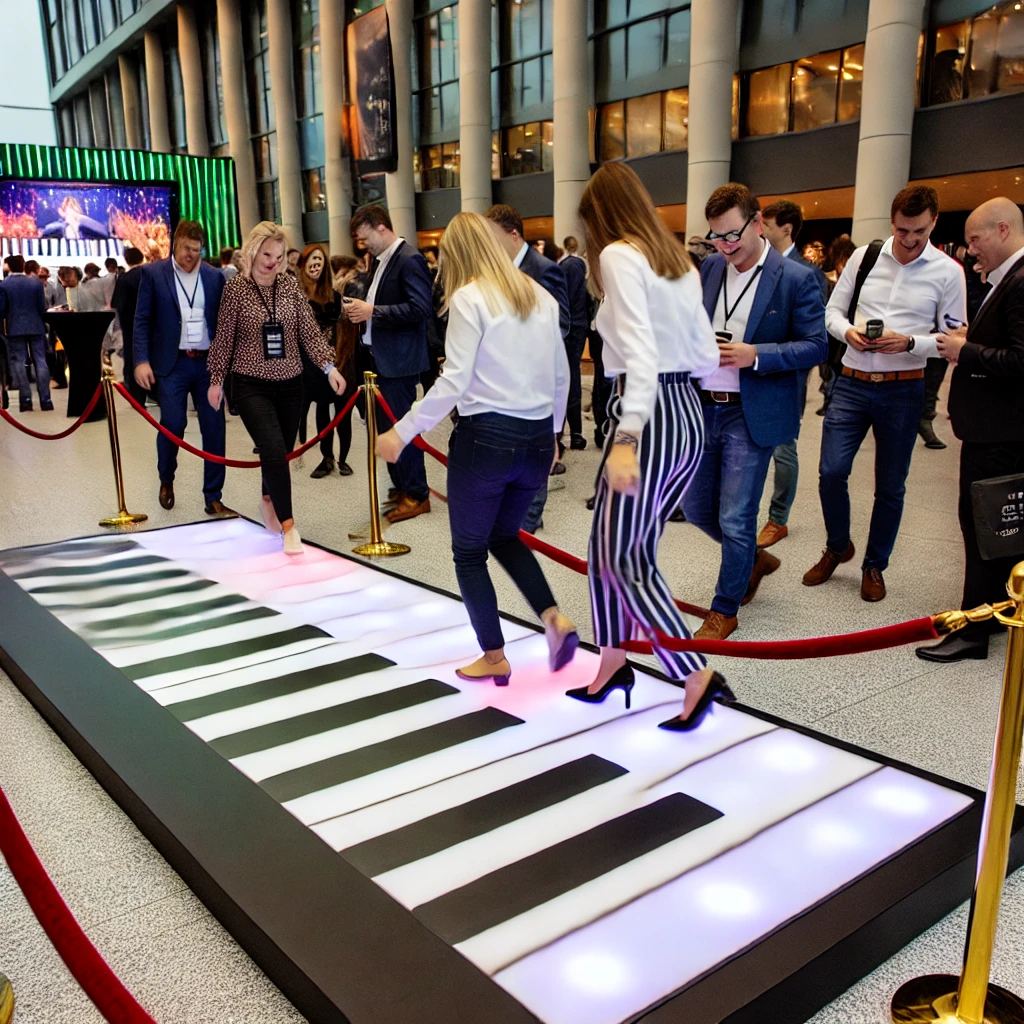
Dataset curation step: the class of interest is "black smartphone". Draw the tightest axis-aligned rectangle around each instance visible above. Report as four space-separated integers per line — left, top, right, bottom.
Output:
715 330 733 345
864 319 884 341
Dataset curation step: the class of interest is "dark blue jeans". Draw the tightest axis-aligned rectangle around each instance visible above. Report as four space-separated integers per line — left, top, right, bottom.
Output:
447 413 558 652
154 351 225 502
818 374 924 571
681 404 775 617
377 373 428 501
5 334 50 404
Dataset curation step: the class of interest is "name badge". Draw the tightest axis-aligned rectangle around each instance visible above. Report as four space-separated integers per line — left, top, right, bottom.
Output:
262 320 285 359
185 312 205 344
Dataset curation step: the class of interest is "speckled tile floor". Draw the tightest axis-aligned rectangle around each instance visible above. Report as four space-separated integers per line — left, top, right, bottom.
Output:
0 369 1021 1023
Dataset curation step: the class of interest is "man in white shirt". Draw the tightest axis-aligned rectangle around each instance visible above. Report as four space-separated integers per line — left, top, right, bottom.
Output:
805 185 967 602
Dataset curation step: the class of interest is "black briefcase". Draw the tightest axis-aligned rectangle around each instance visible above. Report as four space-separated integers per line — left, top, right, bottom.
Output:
971 473 1024 561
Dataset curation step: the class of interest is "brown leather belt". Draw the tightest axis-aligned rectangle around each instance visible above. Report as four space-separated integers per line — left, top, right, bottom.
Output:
841 366 924 383
182 349 208 359
699 390 742 405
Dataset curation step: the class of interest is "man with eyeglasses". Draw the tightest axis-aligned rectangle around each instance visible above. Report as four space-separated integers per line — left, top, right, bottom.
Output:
681 183 827 640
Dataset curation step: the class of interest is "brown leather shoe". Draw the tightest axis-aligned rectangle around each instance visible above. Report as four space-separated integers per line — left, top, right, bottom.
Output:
861 568 886 602
159 481 174 510
386 495 431 523
756 520 788 548
742 548 781 606
382 490 404 512
694 611 738 641
802 542 855 586
204 500 234 517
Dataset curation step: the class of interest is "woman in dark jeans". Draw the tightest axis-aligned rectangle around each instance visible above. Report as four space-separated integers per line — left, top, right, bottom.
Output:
376 212 577 686
208 222 345 554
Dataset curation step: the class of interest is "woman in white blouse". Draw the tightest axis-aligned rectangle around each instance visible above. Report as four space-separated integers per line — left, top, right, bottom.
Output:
376 212 578 686
567 162 732 730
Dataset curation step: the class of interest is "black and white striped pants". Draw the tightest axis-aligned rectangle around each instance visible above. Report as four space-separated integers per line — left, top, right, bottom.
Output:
589 372 707 682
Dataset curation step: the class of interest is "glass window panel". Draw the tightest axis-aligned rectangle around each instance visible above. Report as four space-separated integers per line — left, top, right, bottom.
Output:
588 106 597 163
600 100 625 161
99 0 117 35
625 92 662 157
517 121 542 173
541 0 553 52
930 22 966 103
542 52 553 103
62 0 82 62
422 14 439 86
629 0 671 18
119 0 135 18
666 9 690 71
491 68 499 130
791 50 839 132
299 114 325 169
838 43 864 120
253 136 271 179
996 6 1024 93
597 0 628 33
413 147 422 192
439 5 458 83
424 144 442 188
627 18 663 78
732 73 740 140
520 55 542 110
424 84 441 134
511 0 542 60
745 63 791 136
663 86 688 151
81 0 100 48
303 167 326 211
441 80 459 132
503 123 525 175
597 28 626 93
492 130 501 179
442 141 460 187
541 119 554 172
311 42 322 111
967 12 999 98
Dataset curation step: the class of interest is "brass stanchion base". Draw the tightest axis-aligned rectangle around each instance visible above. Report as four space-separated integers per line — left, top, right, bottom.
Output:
98 511 149 529
352 539 411 557
892 975 1024 1023
0 971 14 1024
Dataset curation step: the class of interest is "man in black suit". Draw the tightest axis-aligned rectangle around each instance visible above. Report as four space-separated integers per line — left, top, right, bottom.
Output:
918 197 1024 663
111 246 147 405
345 205 434 523
559 236 590 451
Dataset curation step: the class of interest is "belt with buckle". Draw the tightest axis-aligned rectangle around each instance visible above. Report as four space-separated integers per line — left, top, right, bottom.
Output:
699 390 742 405
841 366 924 383
182 349 208 359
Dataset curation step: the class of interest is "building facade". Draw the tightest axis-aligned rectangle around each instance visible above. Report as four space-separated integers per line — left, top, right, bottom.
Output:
38 0 1024 252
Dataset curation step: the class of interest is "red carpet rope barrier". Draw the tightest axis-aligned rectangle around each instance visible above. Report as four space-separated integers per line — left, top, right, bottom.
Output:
0 786 157 1024
0 384 103 440
113 381 361 468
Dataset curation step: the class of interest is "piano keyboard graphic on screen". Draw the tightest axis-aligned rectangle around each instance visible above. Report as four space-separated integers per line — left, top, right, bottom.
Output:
1 236 127 260
0 521 975 1024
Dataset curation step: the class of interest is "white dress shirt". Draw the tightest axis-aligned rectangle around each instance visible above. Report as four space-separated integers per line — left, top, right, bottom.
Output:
825 237 967 371
702 237 772 393
782 242 796 259
514 241 529 269
172 258 209 350
363 236 405 347
394 278 568 445
980 243 1024 305
595 242 720 435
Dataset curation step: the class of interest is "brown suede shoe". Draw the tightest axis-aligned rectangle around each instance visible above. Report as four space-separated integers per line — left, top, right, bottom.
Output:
386 495 431 523
756 520 788 548
694 611 738 641
204 500 234 517
742 548 781 606
861 568 886 602
159 481 174 510
802 542 855 586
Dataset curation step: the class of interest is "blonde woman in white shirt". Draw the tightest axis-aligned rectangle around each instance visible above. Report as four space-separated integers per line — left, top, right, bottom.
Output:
376 212 578 686
569 162 732 730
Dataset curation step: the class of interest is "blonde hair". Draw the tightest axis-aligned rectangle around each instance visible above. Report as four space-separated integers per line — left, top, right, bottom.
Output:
239 221 289 279
438 212 538 321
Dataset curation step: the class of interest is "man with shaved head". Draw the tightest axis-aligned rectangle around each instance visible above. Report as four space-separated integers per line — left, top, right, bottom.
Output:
917 197 1024 663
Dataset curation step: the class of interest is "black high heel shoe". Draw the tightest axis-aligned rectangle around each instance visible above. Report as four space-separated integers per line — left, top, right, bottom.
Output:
566 664 635 709
659 672 734 731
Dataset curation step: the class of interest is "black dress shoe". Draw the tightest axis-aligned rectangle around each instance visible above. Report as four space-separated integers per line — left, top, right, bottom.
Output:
338 462 353 476
159 482 175 510
40 400 54 411
1 390 7 410
310 457 335 479
918 420 947 450
570 434 587 451
916 633 989 663
19 401 32 412
586 495 596 511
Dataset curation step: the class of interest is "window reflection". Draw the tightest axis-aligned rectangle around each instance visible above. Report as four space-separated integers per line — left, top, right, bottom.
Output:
627 19 663 79
663 87 688 151
421 141 460 190
600 100 625 161
415 3 459 140
791 51 839 132
838 44 864 120
746 63 791 136
594 3 691 100
626 92 662 157
499 120 553 176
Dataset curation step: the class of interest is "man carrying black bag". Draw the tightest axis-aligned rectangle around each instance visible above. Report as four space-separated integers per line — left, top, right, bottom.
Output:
917 196 1024 663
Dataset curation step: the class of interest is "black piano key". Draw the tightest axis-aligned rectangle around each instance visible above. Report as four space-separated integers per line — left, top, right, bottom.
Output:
345 755 629 878
46 578 217 612
85 593 250 632
0 538 140 565
91 607 279 647
26 569 192 594
11 554 168 580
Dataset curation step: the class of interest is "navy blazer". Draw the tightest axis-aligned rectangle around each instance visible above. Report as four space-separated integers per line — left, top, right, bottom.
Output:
1 274 47 336
786 247 829 305
560 253 589 333
111 265 144 351
700 247 827 449
133 259 226 376
365 241 432 379
519 246 570 340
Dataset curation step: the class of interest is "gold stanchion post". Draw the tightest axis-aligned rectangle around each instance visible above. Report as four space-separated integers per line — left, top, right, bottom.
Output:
0 971 13 1024
892 561 1024 1024
98 365 147 529
352 371 410 558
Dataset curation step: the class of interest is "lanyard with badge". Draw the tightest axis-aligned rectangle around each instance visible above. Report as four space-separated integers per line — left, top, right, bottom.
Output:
175 270 206 346
249 278 285 359
721 263 763 331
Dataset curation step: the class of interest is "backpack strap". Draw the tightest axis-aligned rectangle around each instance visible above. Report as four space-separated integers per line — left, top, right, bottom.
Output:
846 239 884 324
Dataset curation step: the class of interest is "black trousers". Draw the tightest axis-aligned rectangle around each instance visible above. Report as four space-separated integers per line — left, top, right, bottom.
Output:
958 440 1024 636
588 327 613 443
300 365 356 464
233 373 305 524
922 358 948 422
564 326 588 437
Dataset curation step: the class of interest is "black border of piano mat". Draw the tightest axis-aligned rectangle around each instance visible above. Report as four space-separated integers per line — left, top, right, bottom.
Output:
0 518 1020 1024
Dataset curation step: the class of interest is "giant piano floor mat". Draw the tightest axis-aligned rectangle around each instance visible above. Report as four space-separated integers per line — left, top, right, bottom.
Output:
0 518 1020 1024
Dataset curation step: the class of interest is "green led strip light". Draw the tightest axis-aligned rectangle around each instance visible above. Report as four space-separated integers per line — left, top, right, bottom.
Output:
0 143 241 254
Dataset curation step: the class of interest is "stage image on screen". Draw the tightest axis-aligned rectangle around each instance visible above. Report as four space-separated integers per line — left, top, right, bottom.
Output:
0 179 175 262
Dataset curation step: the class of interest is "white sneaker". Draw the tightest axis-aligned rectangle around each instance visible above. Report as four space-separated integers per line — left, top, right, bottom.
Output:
260 496 282 535
283 527 303 555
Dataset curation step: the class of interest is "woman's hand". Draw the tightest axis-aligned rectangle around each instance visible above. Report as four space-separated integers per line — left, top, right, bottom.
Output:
208 384 223 411
328 367 346 394
605 441 640 495
376 427 405 464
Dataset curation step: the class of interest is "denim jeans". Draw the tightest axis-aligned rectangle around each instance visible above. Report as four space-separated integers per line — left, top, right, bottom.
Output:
682 404 775 617
5 334 51 404
377 373 428 501
768 440 799 526
447 412 558 652
818 374 924 571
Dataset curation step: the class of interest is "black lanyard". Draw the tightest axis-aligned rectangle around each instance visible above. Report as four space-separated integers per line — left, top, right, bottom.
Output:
249 277 279 321
174 269 200 309
721 264 763 329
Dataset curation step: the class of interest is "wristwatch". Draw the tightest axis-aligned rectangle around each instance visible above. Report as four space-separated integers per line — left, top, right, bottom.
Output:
906 337 916 353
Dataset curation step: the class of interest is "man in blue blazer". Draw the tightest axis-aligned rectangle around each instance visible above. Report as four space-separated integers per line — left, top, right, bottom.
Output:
682 184 827 639
344 205 433 523
559 241 590 450
133 220 228 515
1 254 51 412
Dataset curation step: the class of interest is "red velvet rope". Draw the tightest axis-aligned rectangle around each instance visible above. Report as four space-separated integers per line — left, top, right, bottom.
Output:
0 383 103 440
114 381 361 468
0 786 157 1023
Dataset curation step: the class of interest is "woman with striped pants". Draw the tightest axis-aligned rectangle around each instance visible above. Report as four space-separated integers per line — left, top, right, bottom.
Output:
566 163 733 730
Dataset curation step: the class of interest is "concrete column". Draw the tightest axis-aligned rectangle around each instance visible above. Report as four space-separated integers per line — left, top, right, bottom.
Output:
851 0 928 243
144 30 172 152
685 0 739 239
385 0 418 243
89 79 111 148
459 0 491 214
552 0 589 246
74 93 94 148
320 0 354 253
217 0 260 237
176 3 210 157
266 0 304 246
118 54 144 149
